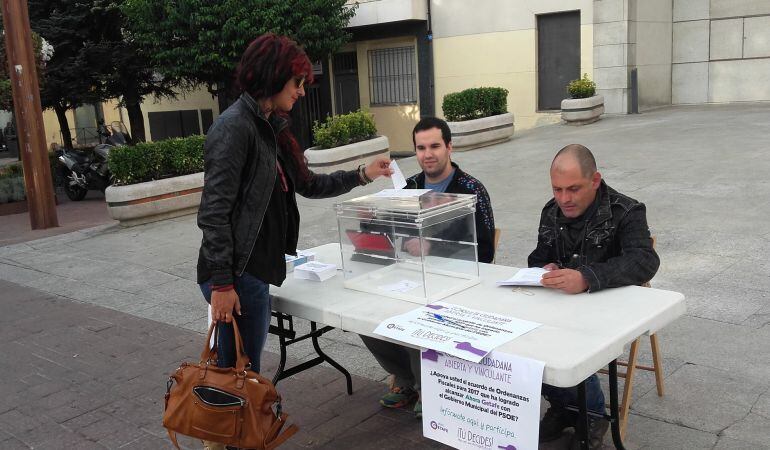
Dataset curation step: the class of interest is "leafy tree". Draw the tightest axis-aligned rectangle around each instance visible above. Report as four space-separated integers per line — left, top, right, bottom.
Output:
122 0 356 109
89 1 180 143
0 31 49 112
27 0 110 148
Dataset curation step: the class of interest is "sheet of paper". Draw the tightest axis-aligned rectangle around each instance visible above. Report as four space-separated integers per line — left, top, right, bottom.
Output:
372 188 432 198
496 267 548 286
379 279 420 293
389 159 407 189
294 261 337 281
422 349 544 450
374 302 541 363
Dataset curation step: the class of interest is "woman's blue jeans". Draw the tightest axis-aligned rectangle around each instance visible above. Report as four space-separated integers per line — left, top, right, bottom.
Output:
542 374 606 413
199 273 271 373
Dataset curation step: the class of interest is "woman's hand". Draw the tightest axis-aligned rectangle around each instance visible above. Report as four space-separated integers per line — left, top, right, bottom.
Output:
364 157 394 181
211 289 241 323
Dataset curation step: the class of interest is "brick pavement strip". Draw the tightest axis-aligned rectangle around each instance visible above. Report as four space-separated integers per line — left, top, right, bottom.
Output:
0 279 442 449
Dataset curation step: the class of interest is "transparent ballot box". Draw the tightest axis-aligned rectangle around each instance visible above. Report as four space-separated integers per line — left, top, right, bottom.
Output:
335 191 480 304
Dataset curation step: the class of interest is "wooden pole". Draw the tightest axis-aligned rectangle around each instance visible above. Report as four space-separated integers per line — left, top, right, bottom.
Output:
2 0 59 229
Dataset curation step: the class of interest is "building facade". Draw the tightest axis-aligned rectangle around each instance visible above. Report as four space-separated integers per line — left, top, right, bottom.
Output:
32 0 770 153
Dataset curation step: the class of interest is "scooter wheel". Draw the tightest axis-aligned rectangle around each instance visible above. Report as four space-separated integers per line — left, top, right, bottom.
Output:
64 183 88 201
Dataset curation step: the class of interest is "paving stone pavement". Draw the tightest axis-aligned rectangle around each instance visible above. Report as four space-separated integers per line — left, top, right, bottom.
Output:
0 279 452 450
3 103 770 449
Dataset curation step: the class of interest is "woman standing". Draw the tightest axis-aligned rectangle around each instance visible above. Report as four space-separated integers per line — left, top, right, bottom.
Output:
197 34 390 379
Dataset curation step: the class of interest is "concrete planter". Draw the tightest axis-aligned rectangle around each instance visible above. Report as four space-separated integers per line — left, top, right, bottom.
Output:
305 135 389 174
561 95 605 125
105 172 203 227
446 113 514 152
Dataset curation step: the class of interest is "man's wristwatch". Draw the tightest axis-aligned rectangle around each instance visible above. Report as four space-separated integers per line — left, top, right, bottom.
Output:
358 163 373 184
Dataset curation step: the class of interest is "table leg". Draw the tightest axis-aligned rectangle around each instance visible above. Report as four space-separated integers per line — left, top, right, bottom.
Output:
271 313 290 386
310 322 353 395
576 381 589 450
269 313 353 395
608 360 627 450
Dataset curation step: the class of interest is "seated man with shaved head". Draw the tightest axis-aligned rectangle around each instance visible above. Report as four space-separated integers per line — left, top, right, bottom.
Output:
528 144 659 448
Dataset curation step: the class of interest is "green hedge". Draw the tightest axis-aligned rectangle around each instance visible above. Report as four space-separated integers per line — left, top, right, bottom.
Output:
0 158 60 203
567 73 597 99
442 87 509 122
312 110 377 149
0 165 25 204
109 135 205 186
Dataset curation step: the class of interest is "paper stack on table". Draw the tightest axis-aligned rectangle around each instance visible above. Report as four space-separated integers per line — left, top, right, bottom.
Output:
294 261 337 282
496 267 547 286
285 250 316 273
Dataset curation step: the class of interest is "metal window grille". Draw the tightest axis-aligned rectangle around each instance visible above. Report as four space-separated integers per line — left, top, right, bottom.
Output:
368 46 417 105
333 52 358 75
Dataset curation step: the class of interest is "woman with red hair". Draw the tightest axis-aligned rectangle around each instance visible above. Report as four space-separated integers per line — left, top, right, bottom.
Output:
196 33 391 400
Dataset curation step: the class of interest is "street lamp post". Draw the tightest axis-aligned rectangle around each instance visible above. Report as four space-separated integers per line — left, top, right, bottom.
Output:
2 0 59 229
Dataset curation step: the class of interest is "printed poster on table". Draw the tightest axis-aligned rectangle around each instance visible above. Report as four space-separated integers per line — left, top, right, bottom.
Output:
421 349 545 450
373 302 541 363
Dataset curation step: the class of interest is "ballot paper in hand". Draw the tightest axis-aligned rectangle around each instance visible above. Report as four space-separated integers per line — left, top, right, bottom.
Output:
389 159 407 189
497 267 548 286
294 261 337 282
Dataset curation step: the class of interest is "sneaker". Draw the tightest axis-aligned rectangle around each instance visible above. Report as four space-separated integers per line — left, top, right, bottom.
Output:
414 400 422 418
379 386 418 409
539 406 576 442
569 416 609 449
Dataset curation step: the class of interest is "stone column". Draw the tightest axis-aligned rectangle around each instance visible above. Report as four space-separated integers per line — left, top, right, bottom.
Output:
593 0 635 114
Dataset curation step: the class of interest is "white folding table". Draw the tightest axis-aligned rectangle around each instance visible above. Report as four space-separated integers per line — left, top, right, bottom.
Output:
269 243 685 449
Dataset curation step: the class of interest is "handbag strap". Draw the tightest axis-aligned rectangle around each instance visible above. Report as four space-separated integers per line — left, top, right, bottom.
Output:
166 429 181 450
199 320 251 373
265 413 299 450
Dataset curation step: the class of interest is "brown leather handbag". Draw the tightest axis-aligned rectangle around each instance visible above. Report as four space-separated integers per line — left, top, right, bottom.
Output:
163 321 298 449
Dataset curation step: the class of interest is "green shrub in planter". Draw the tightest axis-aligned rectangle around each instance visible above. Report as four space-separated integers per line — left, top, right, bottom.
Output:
442 87 509 122
109 135 205 186
567 73 597 99
1 156 65 196
312 110 377 149
0 179 11 203
9 177 25 202
0 163 22 179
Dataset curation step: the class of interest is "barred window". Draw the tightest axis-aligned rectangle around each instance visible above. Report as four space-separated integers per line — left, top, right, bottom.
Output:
368 46 417 105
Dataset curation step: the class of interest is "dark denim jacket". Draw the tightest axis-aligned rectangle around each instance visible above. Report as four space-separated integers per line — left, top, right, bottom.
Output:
527 181 659 292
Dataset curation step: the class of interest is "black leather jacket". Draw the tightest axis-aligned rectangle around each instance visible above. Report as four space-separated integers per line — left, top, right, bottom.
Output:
527 181 659 292
197 93 362 286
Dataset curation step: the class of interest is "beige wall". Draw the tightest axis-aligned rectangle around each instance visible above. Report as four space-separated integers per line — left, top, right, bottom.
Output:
101 99 125 125
431 0 594 37
346 0 426 28
351 36 421 154
41 109 74 149
39 86 218 149
140 86 219 142
433 24 594 131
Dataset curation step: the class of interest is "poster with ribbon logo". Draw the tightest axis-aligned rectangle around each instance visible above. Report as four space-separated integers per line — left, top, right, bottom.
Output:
421 349 544 450
373 302 540 363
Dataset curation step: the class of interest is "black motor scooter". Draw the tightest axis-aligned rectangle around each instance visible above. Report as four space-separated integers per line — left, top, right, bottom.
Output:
56 121 130 201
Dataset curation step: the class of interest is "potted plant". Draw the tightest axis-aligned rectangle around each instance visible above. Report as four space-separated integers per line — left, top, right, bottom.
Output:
305 110 389 174
105 135 205 226
561 74 604 125
442 87 514 151
0 164 28 215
